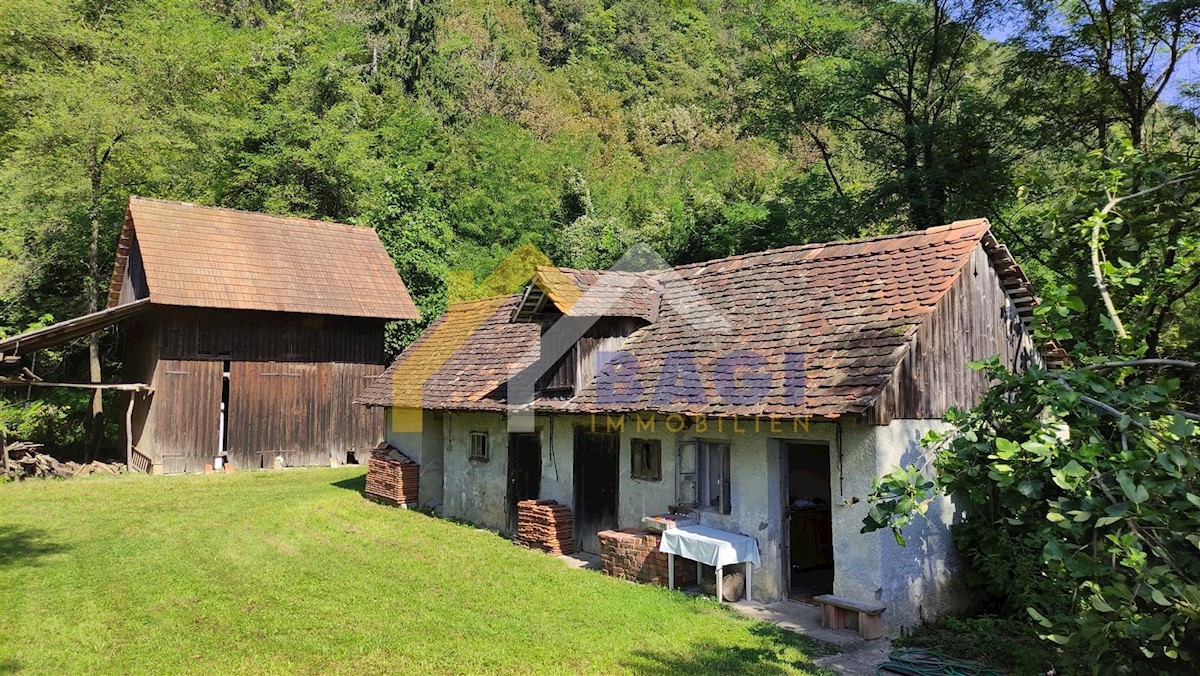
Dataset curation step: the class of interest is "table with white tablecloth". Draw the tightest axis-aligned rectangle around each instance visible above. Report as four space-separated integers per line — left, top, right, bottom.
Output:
658 524 761 602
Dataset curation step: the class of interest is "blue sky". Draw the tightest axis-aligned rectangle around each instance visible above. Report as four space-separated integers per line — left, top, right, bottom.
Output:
983 19 1198 107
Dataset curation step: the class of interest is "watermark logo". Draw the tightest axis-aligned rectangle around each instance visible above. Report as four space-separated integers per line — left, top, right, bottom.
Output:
592 349 806 407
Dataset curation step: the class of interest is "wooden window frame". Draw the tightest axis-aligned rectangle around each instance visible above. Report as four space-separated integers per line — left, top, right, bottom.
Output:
698 440 732 515
630 438 662 482
469 431 490 461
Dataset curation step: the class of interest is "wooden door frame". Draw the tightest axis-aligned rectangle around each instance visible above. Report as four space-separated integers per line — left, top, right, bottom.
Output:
779 441 791 595
506 432 542 534
572 426 620 554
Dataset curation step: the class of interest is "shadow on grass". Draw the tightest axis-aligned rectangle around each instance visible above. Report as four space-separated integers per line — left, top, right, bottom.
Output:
624 621 835 675
0 658 20 674
330 474 367 495
331 474 445 519
0 525 68 569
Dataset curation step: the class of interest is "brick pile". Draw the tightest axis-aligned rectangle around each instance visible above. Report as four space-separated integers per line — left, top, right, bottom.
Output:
365 448 419 506
515 499 575 555
598 529 697 587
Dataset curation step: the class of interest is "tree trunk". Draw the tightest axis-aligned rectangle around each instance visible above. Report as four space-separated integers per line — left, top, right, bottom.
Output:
1128 106 1143 150
86 146 104 459
902 119 924 228
921 125 945 228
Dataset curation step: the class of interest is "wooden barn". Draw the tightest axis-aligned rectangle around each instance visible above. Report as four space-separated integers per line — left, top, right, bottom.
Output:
0 196 418 474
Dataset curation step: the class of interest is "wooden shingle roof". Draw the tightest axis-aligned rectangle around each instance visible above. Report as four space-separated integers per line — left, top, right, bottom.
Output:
107 196 418 320
358 219 1048 417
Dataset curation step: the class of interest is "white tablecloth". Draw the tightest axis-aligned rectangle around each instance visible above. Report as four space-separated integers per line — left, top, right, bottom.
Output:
658 524 761 568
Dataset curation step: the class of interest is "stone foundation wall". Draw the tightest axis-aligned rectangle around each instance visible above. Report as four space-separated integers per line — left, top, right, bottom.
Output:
598 529 697 587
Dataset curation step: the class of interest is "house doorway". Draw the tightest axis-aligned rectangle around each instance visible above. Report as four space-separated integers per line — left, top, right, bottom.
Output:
507 433 542 534
573 427 619 555
783 441 834 601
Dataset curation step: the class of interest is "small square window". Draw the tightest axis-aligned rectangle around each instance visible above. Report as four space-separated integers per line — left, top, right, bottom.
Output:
470 431 489 461
631 438 662 481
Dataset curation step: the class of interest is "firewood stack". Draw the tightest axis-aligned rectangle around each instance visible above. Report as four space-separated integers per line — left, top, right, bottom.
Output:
365 446 419 506
4 442 127 481
515 499 575 555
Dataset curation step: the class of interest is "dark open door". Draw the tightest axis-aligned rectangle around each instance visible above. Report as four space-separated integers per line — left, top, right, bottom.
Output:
779 443 792 595
785 441 834 600
507 433 542 534
573 427 619 555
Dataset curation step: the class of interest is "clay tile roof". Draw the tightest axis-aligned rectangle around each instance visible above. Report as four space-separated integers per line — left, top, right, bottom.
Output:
356 295 537 408
567 219 991 418
107 196 418 320
520 267 662 322
361 218 1033 417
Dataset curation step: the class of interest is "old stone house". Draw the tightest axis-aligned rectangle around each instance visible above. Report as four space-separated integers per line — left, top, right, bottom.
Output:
356 219 1061 634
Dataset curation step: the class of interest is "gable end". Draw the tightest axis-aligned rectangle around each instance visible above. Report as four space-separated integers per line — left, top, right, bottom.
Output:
865 244 1039 423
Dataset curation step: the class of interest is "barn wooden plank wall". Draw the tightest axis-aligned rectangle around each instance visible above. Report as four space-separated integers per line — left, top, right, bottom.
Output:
153 359 223 473
125 306 386 473
866 245 1038 423
156 307 385 363
227 361 383 469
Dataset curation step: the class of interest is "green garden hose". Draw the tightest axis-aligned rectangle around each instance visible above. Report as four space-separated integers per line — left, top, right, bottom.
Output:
877 648 1003 676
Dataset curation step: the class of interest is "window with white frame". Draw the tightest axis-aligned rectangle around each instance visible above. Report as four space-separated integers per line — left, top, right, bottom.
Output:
699 441 731 514
470 431 489 461
631 439 662 481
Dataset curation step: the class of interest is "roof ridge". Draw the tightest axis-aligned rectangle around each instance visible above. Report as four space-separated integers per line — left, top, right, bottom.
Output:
128 195 370 233
536 265 661 277
446 295 520 311
666 218 991 273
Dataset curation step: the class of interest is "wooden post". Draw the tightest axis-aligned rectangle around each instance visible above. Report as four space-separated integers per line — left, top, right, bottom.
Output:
2 426 9 476
125 393 135 472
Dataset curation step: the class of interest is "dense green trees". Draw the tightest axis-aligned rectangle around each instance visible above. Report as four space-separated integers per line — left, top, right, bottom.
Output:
1 2 1197 664
0 0 1197 448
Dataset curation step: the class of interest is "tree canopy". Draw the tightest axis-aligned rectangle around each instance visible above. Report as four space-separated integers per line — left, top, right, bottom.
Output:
1 0 1197 444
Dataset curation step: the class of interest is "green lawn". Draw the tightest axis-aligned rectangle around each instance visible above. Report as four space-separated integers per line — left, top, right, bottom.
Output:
0 467 831 674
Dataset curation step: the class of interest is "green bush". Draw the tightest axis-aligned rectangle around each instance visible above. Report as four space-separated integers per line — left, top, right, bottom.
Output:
865 357 1200 674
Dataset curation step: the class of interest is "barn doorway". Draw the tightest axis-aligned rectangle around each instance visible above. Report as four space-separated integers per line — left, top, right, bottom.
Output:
218 360 230 461
507 432 542 534
783 441 834 601
573 427 619 555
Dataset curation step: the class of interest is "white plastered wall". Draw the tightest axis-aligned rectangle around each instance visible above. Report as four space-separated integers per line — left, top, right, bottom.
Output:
383 408 964 634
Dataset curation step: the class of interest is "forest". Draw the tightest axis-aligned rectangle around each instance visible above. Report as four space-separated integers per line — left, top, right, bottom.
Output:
2 1 1199 670
0 0 1197 443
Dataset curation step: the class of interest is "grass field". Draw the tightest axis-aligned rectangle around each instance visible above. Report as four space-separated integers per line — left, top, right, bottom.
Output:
0 467 831 674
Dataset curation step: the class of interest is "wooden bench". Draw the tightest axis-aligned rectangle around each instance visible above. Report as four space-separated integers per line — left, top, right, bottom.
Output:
813 594 886 640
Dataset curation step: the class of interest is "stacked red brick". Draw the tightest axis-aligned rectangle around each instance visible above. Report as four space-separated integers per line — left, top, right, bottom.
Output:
365 449 419 505
598 529 697 587
515 499 575 555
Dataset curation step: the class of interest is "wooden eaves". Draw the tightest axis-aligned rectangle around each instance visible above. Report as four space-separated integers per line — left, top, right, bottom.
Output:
0 298 151 357
0 299 154 472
